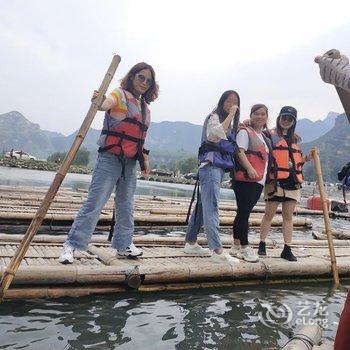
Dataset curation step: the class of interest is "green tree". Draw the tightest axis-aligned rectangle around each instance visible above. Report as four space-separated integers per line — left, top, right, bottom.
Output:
72 147 90 166
47 152 66 163
178 156 198 174
47 147 90 166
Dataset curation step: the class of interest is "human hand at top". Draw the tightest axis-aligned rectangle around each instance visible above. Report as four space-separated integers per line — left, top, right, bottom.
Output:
314 49 350 91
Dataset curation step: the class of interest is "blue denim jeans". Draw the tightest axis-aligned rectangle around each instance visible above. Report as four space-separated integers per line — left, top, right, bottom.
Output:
185 164 224 250
66 152 137 251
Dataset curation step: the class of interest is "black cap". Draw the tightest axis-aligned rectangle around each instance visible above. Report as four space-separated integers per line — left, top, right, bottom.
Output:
279 106 297 119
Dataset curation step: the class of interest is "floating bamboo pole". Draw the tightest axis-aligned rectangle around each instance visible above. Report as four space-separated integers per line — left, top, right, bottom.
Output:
0 55 121 302
150 207 323 216
2 277 344 300
0 211 312 227
313 229 350 241
2 233 350 247
311 148 340 286
282 324 322 349
4 285 127 299
1 255 350 288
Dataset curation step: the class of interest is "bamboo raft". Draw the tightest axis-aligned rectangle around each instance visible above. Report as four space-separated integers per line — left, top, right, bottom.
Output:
1 233 350 299
0 186 317 228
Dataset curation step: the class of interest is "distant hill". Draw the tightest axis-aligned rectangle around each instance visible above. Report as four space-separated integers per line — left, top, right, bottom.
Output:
301 113 350 182
296 112 338 142
1 111 347 180
0 111 65 158
0 111 201 162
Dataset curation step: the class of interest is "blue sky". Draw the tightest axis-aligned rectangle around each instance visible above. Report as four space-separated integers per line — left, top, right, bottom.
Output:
1 0 350 134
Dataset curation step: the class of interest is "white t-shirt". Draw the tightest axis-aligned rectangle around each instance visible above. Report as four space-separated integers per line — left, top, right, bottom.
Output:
206 113 228 142
236 129 269 185
199 113 229 168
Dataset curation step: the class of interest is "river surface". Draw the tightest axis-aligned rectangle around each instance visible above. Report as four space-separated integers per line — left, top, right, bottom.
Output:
0 166 349 349
0 167 235 200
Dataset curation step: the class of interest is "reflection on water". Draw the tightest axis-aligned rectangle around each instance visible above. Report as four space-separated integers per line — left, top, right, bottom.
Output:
0 166 234 200
0 283 347 349
0 167 348 349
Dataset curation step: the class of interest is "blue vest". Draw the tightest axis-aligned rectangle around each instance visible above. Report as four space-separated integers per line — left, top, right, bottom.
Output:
198 113 237 172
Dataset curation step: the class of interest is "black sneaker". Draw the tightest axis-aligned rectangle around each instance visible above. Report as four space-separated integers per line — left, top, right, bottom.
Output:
281 244 297 261
258 241 266 256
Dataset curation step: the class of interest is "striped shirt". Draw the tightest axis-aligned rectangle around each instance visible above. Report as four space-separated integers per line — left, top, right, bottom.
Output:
108 88 129 119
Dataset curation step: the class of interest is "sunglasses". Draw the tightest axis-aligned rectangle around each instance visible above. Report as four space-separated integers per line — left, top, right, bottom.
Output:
136 74 153 86
281 115 295 122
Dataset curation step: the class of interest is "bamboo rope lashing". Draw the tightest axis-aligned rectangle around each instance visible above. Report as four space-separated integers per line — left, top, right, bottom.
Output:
0 54 121 302
311 148 340 286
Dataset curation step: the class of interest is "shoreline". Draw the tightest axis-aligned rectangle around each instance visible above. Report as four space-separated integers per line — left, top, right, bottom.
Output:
0 157 93 175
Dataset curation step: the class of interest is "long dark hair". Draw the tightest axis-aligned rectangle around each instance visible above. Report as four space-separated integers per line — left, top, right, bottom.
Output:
120 62 159 104
213 90 240 130
276 115 301 143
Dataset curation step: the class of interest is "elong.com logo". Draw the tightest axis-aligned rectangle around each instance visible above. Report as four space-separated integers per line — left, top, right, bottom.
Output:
258 302 293 328
258 301 329 328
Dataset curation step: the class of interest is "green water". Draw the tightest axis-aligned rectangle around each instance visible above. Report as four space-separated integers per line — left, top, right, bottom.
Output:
0 166 236 200
0 283 348 349
1 167 349 349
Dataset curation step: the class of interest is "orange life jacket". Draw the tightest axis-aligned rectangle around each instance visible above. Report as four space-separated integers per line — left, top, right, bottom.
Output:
269 129 303 183
99 89 150 158
235 126 269 182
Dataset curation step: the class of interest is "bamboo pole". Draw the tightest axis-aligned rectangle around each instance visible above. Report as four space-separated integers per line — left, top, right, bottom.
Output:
311 148 340 286
3 277 346 300
3 234 350 247
0 55 121 302
1 256 350 289
282 324 322 349
0 211 312 227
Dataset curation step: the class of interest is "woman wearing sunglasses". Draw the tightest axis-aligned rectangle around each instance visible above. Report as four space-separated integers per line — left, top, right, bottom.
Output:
258 106 312 261
59 62 159 264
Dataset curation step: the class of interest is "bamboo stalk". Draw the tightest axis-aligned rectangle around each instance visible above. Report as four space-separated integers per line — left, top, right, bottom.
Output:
1 256 349 287
2 277 344 300
4 285 127 299
311 148 340 286
0 55 121 302
0 212 312 227
282 324 322 349
2 233 350 247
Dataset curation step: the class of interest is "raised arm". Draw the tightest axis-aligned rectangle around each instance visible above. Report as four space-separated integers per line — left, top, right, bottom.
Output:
315 49 350 92
91 90 117 111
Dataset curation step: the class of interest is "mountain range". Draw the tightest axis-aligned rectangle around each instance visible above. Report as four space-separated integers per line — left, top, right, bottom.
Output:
0 110 348 181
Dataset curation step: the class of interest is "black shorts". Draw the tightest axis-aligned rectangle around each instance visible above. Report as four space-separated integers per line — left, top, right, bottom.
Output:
266 196 296 202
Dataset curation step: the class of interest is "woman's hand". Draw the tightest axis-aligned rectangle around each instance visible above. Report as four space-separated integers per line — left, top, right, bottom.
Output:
91 90 106 103
247 167 259 180
142 154 150 176
304 152 313 162
229 105 239 116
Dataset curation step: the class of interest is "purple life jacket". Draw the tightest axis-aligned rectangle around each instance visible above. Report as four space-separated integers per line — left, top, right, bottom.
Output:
198 113 237 172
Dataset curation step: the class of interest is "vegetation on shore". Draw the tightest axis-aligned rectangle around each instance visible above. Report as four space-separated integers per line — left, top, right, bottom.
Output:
0 155 92 174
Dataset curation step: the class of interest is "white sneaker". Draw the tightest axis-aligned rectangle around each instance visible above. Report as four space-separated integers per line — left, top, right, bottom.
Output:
117 243 143 258
230 244 241 257
237 246 259 262
184 242 210 255
58 243 75 264
211 251 239 264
